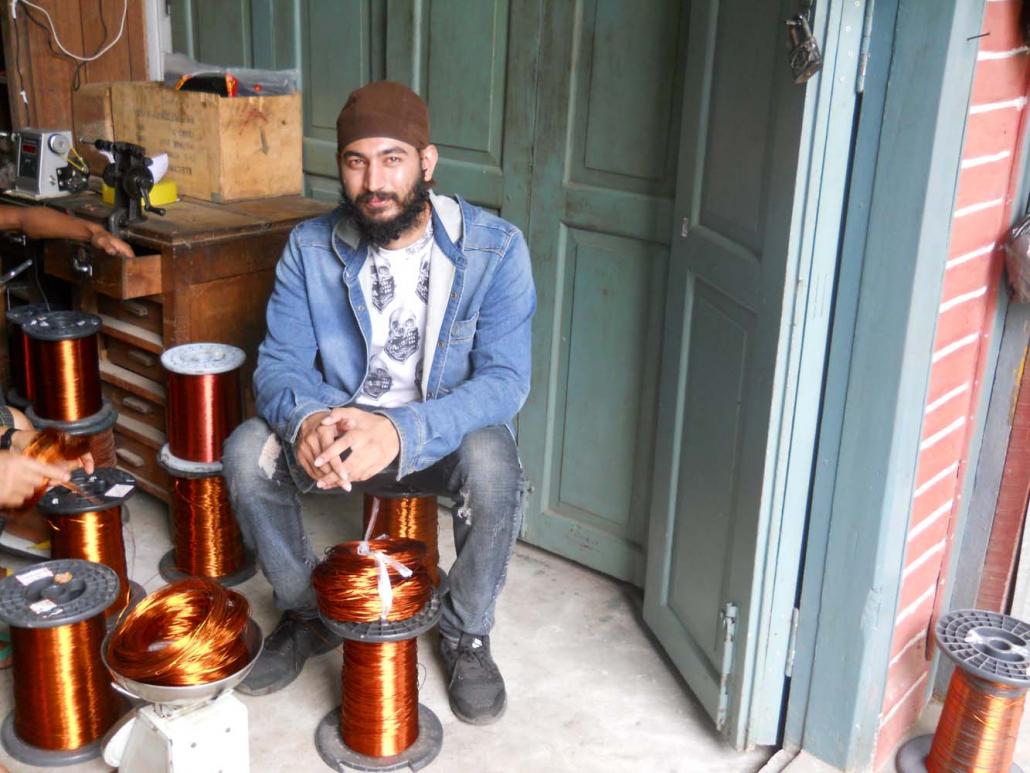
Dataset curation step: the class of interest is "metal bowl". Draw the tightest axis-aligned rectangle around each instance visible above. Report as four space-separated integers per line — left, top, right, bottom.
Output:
102 618 263 706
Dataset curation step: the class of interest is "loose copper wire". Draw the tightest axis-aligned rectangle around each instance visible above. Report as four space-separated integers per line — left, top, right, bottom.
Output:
363 494 441 586
341 640 419 757
312 538 432 623
927 668 1026 772
11 615 119 751
47 507 132 619
88 429 117 469
30 336 102 421
172 476 246 578
166 370 242 463
17 430 92 511
105 578 250 686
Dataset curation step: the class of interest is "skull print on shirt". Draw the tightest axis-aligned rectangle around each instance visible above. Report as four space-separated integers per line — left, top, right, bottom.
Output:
363 349 393 399
416 257 430 303
385 305 420 362
371 262 395 311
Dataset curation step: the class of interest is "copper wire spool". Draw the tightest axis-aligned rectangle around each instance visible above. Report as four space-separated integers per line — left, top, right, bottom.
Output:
927 669 1025 772
38 468 140 620
24 312 103 422
105 578 251 686
363 494 441 586
340 640 420 756
897 610 1030 773
0 560 121 762
313 538 433 758
171 475 246 579
6 303 52 404
162 344 244 464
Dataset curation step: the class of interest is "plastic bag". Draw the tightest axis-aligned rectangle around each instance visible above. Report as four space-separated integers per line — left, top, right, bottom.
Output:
1003 213 1030 303
162 52 299 96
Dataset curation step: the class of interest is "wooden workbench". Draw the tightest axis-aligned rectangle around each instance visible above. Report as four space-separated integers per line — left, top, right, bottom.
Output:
0 190 333 502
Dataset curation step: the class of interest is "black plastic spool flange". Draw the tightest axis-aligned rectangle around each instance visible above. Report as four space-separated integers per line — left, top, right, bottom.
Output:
897 609 1030 773
320 587 442 644
0 559 120 767
157 548 257 588
22 310 102 342
25 400 117 436
157 443 223 478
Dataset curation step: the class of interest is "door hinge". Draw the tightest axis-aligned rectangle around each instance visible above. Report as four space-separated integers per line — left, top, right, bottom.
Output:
680 216 689 238
785 607 800 677
716 602 738 731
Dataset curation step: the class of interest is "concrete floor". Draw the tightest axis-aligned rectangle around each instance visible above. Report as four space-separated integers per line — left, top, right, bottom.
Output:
0 490 773 773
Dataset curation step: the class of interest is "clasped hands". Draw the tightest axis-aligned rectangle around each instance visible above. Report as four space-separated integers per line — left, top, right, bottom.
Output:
295 408 400 492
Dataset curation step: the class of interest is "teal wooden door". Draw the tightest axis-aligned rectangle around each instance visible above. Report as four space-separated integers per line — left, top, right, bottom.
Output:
518 0 688 586
643 0 814 748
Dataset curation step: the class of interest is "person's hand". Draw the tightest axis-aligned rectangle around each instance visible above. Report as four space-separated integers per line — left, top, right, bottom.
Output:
294 410 337 480
90 229 134 258
314 409 399 491
0 451 70 508
9 429 36 454
9 431 93 474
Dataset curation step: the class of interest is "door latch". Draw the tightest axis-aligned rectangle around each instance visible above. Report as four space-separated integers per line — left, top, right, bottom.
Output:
786 14 823 84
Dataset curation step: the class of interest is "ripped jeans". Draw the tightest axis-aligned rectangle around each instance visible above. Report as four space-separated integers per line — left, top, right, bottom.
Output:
222 417 527 640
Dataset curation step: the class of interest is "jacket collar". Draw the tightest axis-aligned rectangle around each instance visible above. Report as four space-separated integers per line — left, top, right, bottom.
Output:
331 190 464 267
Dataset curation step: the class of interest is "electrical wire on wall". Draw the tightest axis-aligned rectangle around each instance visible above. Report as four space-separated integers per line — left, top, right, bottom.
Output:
9 0 129 111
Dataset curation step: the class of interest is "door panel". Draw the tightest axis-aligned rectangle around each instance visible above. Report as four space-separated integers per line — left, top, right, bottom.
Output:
643 0 811 747
519 0 687 585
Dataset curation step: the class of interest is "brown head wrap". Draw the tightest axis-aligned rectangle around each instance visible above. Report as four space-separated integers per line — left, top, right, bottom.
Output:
336 81 430 152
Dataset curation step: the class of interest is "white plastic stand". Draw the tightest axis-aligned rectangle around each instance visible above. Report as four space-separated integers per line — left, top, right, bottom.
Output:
103 692 249 773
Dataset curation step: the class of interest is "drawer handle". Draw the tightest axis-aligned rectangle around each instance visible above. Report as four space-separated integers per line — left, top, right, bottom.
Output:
122 301 150 318
121 396 154 415
126 349 156 368
115 448 146 468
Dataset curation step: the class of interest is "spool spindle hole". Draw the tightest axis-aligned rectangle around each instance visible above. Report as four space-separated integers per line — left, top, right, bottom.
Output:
993 639 1013 652
33 576 86 605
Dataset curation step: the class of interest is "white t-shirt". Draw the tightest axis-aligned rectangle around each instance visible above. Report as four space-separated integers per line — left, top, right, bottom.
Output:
354 220 432 408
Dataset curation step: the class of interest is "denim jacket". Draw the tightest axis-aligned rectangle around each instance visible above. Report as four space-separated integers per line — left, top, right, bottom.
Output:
253 191 536 478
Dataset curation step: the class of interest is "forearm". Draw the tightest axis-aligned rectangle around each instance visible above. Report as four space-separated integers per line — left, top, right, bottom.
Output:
16 207 100 242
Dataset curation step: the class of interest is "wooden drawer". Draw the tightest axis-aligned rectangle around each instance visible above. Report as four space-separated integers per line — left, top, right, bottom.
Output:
113 417 171 503
103 382 165 433
105 335 165 383
97 294 163 337
44 240 162 299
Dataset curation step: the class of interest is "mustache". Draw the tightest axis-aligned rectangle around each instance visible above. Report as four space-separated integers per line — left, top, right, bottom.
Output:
356 190 399 204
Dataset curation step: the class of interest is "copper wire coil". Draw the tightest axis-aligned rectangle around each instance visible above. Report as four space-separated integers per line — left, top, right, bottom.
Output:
341 639 419 757
88 429 117 469
363 494 441 586
166 370 242 463
312 538 432 623
17 430 92 512
11 615 119 751
30 336 102 422
46 506 132 619
105 578 250 686
927 668 1026 772
8 323 35 402
172 476 246 579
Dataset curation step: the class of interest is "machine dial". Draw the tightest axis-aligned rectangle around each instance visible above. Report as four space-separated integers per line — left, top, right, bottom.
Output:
47 134 71 155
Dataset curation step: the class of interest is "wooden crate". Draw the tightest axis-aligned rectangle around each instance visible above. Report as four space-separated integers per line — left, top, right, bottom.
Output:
82 82 303 202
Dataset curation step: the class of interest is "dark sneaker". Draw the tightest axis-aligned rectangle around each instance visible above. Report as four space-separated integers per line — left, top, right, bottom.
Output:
239 611 342 696
439 632 506 724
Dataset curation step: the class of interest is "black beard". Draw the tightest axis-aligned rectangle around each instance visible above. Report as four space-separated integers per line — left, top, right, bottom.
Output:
339 177 431 249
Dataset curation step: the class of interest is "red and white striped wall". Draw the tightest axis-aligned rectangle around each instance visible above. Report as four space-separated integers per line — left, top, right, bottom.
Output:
874 1 1030 767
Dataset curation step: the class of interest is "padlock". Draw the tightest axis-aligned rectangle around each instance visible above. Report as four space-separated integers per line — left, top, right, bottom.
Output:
786 14 823 84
